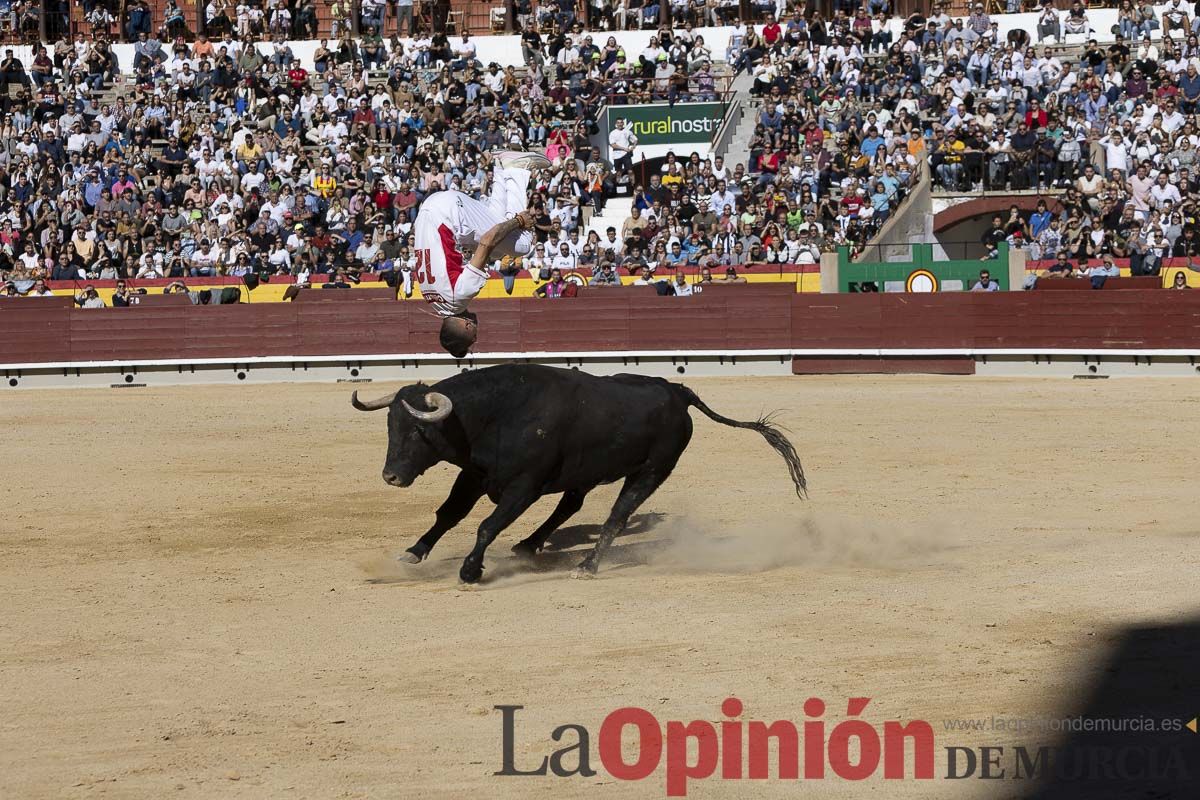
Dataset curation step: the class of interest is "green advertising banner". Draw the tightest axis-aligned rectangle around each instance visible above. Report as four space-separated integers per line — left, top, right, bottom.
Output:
607 102 727 147
838 244 1011 292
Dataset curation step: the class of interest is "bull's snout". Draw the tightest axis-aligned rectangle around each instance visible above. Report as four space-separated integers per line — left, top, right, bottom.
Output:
382 470 411 487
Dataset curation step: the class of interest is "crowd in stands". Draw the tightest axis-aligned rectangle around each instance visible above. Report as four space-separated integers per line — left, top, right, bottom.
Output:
3 1 1200 303
4 0 777 301
909 0 1200 269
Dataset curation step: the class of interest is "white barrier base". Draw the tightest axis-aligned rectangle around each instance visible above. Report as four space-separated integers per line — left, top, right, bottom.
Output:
4 350 1200 389
972 353 1200 378
1 352 797 390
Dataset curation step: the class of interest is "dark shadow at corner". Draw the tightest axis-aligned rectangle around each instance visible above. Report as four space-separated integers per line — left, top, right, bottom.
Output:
1006 616 1200 800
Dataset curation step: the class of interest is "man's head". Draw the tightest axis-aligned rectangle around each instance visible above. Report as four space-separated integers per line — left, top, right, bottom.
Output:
439 313 478 359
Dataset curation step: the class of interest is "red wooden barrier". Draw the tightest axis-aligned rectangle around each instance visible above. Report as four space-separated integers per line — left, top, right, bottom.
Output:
1035 278 1162 291
6 289 1200 367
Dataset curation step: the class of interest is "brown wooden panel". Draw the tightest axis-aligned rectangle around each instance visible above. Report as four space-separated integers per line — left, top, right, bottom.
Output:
792 295 883 348
294 288 399 302
518 297 633 352
183 305 299 358
0 310 72 360
0 296 74 309
1035 278 1162 291
67 308 192 362
880 295 974 348
12 289 1200 367
295 303 414 355
792 356 974 374
722 292 793 349
134 293 194 306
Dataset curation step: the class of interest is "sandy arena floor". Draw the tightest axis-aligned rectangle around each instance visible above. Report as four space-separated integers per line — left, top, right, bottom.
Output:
3 375 1199 799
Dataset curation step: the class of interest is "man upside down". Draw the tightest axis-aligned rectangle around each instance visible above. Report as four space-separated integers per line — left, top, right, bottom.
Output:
413 150 551 357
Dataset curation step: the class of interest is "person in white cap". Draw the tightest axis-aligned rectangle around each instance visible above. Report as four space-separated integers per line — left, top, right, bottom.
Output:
413 150 551 357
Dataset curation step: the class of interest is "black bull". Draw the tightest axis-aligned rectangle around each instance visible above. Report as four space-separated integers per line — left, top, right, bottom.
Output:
352 364 806 583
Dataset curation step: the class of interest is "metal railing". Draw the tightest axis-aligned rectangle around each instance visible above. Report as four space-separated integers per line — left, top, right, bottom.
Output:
929 152 1074 197
597 72 736 108
853 240 1008 263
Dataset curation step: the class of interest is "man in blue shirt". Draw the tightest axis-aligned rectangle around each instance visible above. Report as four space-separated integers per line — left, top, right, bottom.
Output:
860 128 887 159
1082 87 1108 123
1180 64 1200 113
1029 199 1053 238
665 241 688 267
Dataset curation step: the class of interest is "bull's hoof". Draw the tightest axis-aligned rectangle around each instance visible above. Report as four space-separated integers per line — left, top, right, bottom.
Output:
569 565 597 580
511 541 539 560
459 561 483 584
396 549 422 565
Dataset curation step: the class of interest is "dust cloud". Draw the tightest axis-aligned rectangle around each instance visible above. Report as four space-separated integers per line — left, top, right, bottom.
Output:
357 510 957 587
637 511 955 574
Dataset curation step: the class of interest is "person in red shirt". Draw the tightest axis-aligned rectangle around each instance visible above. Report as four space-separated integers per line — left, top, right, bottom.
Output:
351 98 376 137
372 181 393 219
286 59 308 91
840 190 865 219
762 14 782 47
392 182 418 222
1155 82 1180 103
804 119 823 148
309 225 332 253
1024 98 1048 130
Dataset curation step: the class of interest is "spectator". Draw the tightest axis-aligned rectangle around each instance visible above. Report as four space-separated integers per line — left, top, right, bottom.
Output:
591 262 622 286
1084 254 1121 289
74 285 105 308
971 269 1000 291
672 270 694 296
608 118 637 172
534 267 568 297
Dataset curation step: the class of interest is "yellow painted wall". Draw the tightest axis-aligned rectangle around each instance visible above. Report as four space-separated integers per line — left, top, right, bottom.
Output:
53 271 819 304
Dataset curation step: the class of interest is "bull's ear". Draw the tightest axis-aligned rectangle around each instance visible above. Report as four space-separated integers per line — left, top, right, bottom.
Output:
351 391 397 411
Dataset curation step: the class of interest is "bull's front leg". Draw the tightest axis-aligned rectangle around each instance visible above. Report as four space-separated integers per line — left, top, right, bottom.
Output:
400 470 484 564
460 482 541 583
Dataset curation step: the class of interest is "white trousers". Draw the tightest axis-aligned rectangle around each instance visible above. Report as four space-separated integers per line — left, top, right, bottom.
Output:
414 165 534 316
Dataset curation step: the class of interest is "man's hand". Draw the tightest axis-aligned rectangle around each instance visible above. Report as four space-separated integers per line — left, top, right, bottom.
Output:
515 210 535 230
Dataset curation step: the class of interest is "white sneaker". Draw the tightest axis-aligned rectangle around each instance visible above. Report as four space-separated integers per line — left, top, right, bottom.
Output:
494 150 551 171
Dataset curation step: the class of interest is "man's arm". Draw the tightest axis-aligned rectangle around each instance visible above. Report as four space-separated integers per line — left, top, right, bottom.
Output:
470 211 534 269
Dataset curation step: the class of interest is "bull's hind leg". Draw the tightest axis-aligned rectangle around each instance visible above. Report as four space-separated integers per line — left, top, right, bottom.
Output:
400 471 484 564
573 469 671 578
512 488 590 558
460 481 541 583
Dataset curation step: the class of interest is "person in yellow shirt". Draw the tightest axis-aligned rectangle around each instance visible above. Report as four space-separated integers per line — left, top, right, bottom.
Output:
236 133 265 175
935 132 966 190
311 164 337 207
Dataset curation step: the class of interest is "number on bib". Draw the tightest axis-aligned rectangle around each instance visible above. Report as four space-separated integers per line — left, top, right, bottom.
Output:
414 248 433 284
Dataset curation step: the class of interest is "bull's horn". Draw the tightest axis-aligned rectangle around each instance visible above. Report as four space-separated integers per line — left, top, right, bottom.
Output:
401 392 453 423
351 390 397 411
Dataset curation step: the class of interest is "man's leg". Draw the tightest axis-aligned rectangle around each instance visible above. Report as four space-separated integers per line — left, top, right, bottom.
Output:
480 162 535 257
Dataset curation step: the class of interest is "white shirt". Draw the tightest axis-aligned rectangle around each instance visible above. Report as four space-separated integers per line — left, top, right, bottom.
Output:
608 126 636 154
552 252 577 272
1151 181 1182 208
1099 136 1129 173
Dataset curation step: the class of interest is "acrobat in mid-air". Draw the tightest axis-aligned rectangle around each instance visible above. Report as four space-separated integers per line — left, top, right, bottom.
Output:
412 151 551 357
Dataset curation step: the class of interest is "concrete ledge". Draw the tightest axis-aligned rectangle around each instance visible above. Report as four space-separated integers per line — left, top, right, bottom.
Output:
6 348 1200 389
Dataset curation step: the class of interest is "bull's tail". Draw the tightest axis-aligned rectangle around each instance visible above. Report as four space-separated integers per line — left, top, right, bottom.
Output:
678 385 807 499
